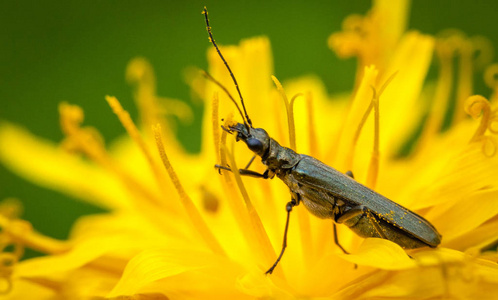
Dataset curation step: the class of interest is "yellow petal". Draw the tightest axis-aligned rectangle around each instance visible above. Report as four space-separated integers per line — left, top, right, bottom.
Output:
107 248 247 298
3 279 56 299
0 123 133 210
373 0 410 54
334 65 378 173
378 31 435 154
429 189 498 242
15 235 134 278
444 217 498 251
396 141 498 209
338 238 416 270
69 212 190 247
335 250 498 299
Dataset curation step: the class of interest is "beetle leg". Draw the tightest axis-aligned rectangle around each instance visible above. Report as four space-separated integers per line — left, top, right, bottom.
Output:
214 164 231 174
335 205 364 223
265 197 298 275
244 155 257 169
336 205 388 240
215 163 272 179
333 223 350 255
333 223 357 269
215 155 256 171
365 210 388 240
239 169 270 178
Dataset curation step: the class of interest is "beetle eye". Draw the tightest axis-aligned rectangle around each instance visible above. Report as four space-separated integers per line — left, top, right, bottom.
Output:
246 138 263 152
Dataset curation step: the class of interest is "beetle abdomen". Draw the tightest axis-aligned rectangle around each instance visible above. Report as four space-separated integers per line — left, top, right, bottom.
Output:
345 213 432 249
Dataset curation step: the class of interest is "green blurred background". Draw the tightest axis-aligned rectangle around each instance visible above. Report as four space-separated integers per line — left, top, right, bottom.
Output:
1 0 497 255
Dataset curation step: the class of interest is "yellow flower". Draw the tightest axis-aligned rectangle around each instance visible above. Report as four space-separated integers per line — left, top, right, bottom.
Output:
1 1 498 299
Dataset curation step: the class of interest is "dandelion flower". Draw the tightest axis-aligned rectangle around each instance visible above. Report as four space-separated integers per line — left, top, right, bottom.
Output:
1 1 498 299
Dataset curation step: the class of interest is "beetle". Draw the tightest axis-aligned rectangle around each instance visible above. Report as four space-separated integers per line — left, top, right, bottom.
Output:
202 7 442 274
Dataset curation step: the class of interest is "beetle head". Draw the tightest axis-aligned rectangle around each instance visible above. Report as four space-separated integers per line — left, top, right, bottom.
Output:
224 123 270 157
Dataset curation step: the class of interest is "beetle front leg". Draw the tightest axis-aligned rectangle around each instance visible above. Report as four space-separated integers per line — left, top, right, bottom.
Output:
214 164 272 179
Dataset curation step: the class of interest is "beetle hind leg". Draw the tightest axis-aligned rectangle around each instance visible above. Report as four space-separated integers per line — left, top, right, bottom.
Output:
265 197 298 275
336 205 388 240
333 223 350 254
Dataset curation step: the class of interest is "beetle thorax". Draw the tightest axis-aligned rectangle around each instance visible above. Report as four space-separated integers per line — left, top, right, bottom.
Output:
262 139 301 171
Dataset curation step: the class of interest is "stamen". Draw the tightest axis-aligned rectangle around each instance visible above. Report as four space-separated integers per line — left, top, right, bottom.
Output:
223 142 255 211
289 92 304 147
471 36 494 71
126 58 193 131
465 95 498 157
125 57 158 127
418 37 455 146
271 76 303 151
337 65 378 172
152 124 225 256
435 31 471 124
368 73 397 189
2 204 134 288
0 201 23 295
272 93 287 145
158 98 194 126
455 35 492 123
0 215 67 255
489 115 498 135
222 142 278 268
350 101 374 169
59 102 106 161
0 203 71 295
466 96 491 141
215 116 283 275
211 93 221 163
59 102 85 136
455 38 473 123
328 11 381 91
59 103 166 209
0 253 15 294
219 115 234 173
349 73 396 188
216 116 261 257
366 87 380 189
271 76 312 264
484 64 498 102
306 92 319 158
105 96 169 209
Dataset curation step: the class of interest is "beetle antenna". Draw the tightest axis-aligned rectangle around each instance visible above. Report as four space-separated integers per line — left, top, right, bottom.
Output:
203 6 253 129
202 70 248 127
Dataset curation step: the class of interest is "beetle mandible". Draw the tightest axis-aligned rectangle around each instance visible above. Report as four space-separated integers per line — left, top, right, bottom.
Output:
202 7 442 275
